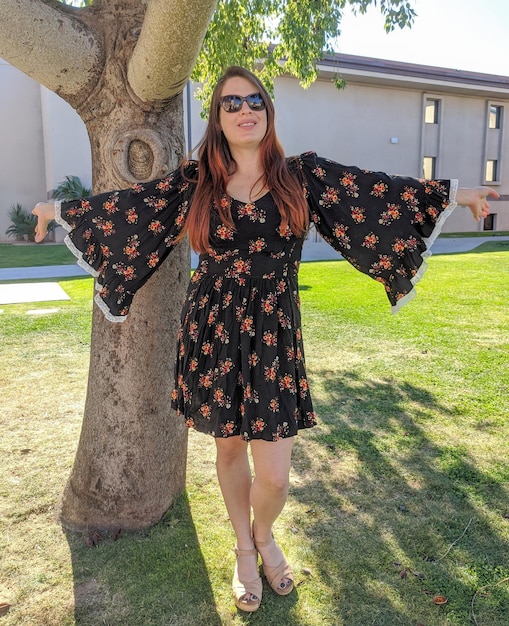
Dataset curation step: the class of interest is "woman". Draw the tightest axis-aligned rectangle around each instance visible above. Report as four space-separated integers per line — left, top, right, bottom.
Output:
33 65 497 612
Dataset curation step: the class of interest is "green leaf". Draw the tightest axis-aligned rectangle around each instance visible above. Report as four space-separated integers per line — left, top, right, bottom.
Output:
193 0 416 113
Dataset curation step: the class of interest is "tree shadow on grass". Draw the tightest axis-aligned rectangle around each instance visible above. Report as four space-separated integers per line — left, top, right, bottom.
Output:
65 492 222 626
290 368 509 625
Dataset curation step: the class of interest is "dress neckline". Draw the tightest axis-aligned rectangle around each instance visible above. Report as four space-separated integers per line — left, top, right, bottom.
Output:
228 190 271 205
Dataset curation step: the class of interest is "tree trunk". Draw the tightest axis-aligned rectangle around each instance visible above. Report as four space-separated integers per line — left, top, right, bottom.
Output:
59 242 190 531
58 11 190 531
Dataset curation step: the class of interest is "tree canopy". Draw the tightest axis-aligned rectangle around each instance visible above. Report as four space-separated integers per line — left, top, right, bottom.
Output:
58 0 416 108
193 0 415 104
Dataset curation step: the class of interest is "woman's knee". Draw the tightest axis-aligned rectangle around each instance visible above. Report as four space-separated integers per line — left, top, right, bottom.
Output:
215 436 248 467
254 469 290 496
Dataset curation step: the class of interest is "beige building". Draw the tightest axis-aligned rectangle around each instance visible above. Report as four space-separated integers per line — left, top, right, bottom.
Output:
1 53 508 243
0 58 92 242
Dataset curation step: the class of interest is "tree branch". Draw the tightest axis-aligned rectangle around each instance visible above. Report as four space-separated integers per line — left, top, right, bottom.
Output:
127 0 218 102
0 0 102 99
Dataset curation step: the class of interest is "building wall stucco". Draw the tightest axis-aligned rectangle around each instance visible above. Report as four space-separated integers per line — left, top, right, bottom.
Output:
275 76 425 175
0 58 91 242
0 60 46 240
40 87 92 197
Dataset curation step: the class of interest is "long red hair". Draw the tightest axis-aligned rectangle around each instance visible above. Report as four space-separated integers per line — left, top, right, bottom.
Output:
180 66 308 253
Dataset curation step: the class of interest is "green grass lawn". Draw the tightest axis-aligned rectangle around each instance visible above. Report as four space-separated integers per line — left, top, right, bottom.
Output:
440 231 509 238
0 243 76 268
0 247 508 625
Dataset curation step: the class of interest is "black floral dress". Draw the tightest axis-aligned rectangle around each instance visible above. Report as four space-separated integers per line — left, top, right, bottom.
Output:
56 152 456 441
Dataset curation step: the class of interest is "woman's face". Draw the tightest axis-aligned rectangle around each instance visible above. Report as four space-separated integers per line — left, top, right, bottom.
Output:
219 76 268 152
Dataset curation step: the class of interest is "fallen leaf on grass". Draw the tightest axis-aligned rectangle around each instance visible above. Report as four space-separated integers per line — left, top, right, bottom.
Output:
84 531 103 547
394 563 425 580
433 595 448 605
296 568 313 587
0 602 11 616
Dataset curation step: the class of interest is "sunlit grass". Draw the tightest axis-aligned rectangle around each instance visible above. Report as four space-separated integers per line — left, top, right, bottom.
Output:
0 248 508 625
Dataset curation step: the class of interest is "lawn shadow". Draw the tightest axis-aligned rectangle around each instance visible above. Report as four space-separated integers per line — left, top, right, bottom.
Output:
64 492 222 626
290 368 509 624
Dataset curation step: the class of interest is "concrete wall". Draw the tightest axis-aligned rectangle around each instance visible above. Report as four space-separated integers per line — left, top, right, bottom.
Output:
0 60 46 241
275 76 424 175
40 88 92 197
0 59 91 242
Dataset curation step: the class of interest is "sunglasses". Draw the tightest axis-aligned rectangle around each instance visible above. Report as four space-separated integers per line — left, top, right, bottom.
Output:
219 92 266 113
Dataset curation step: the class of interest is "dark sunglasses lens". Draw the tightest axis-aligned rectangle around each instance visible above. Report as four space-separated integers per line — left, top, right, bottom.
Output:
246 94 265 110
222 95 243 112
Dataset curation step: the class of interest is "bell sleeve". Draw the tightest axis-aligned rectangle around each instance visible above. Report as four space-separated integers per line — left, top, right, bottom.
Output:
55 160 197 322
295 151 458 312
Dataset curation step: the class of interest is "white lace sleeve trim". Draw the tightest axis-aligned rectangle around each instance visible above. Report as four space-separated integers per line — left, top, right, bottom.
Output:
92 291 127 323
391 179 458 314
55 199 127 323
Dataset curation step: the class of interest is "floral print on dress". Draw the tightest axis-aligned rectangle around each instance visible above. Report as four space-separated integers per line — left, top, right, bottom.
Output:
103 194 120 215
57 153 453 442
339 171 360 197
238 202 266 223
319 186 341 208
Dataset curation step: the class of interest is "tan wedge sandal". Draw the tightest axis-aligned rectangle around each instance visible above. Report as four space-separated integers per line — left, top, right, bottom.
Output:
253 535 294 596
232 547 263 612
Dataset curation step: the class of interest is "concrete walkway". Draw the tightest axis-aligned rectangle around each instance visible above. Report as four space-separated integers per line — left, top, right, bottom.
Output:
0 236 507 281
0 264 89 281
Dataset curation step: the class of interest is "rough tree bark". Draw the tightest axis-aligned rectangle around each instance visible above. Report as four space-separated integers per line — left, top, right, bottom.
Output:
0 0 218 530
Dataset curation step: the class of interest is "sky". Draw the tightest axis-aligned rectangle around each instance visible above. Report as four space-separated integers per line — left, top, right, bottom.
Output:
337 0 509 76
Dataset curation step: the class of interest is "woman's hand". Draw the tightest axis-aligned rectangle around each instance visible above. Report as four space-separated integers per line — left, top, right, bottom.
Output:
456 186 499 222
32 202 56 243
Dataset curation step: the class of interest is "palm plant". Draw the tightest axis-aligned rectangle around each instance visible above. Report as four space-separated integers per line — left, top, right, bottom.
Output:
51 175 91 201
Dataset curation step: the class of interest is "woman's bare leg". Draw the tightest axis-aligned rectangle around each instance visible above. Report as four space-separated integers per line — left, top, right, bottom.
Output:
250 436 294 590
215 436 258 601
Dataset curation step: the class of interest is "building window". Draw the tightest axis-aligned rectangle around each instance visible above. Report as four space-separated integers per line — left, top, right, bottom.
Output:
483 213 496 231
425 99 439 124
485 159 498 182
423 156 436 179
489 105 503 129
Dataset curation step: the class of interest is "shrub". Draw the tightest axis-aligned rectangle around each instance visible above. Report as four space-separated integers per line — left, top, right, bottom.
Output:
51 175 91 201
